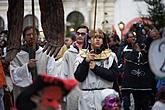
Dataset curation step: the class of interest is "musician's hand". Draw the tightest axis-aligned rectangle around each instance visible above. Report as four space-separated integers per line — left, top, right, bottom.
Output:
89 61 96 69
85 50 96 62
28 59 37 69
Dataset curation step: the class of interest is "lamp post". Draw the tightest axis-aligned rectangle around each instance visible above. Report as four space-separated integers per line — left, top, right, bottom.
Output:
118 21 125 40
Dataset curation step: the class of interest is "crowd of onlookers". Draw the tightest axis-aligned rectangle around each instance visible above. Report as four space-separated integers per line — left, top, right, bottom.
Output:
0 22 165 110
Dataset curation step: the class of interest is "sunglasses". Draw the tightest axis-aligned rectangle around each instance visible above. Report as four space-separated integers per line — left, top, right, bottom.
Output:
76 32 87 36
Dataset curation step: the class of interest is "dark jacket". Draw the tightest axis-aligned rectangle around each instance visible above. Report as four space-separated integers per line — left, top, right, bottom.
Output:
122 50 155 90
74 59 118 82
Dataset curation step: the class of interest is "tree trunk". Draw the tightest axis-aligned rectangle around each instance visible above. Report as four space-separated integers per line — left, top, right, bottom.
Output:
39 0 64 57
5 0 24 62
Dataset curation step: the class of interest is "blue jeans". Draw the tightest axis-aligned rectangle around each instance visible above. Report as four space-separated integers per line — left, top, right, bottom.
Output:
0 88 4 110
156 80 165 91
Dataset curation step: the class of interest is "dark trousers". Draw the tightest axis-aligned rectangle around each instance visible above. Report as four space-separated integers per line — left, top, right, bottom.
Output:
122 90 131 110
132 90 151 110
4 91 14 110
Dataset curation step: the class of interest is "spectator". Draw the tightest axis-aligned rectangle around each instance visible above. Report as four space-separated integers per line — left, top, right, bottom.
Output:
108 31 120 54
121 23 155 110
152 86 165 110
64 37 73 49
55 33 76 61
0 59 6 110
119 31 136 110
0 30 14 110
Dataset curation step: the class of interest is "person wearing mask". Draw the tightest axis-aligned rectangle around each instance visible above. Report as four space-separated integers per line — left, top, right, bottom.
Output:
101 89 121 110
15 74 78 110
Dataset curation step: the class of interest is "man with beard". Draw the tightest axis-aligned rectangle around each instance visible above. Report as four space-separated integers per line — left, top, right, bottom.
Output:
10 26 57 102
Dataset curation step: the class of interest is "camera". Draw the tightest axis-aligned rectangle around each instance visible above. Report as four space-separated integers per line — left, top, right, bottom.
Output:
131 23 147 50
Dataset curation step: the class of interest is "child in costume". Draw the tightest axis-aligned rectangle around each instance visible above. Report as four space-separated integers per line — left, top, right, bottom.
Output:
15 74 78 110
101 89 121 110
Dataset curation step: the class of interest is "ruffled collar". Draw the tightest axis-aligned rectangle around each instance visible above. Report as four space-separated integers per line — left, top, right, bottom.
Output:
79 49 111 60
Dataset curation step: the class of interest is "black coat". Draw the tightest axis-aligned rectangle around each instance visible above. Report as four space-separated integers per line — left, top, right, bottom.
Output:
122 50 155 90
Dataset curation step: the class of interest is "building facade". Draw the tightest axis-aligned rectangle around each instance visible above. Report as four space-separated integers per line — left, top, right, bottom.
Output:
0 0 115 31
0 0 165 37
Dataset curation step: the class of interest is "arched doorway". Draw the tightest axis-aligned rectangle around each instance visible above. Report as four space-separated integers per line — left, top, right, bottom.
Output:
66 11 84 32
0 16 4 33
23 14 39 29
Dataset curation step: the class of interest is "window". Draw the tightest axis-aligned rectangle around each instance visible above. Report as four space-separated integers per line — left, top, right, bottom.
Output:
23 14 39 29
66 11 84 31
0 16 4 33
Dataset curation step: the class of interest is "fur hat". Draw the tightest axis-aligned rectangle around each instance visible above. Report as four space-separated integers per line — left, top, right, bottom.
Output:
16 74 78 110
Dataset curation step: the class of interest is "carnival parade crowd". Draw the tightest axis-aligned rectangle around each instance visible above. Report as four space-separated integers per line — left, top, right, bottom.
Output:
0 22 165 110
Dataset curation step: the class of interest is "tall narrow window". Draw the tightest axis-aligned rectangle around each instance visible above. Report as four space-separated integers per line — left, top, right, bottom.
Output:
0 16 4 33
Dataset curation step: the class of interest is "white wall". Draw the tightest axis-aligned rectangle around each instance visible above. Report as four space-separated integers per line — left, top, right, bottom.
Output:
114 0 165 38
114 0 148 37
